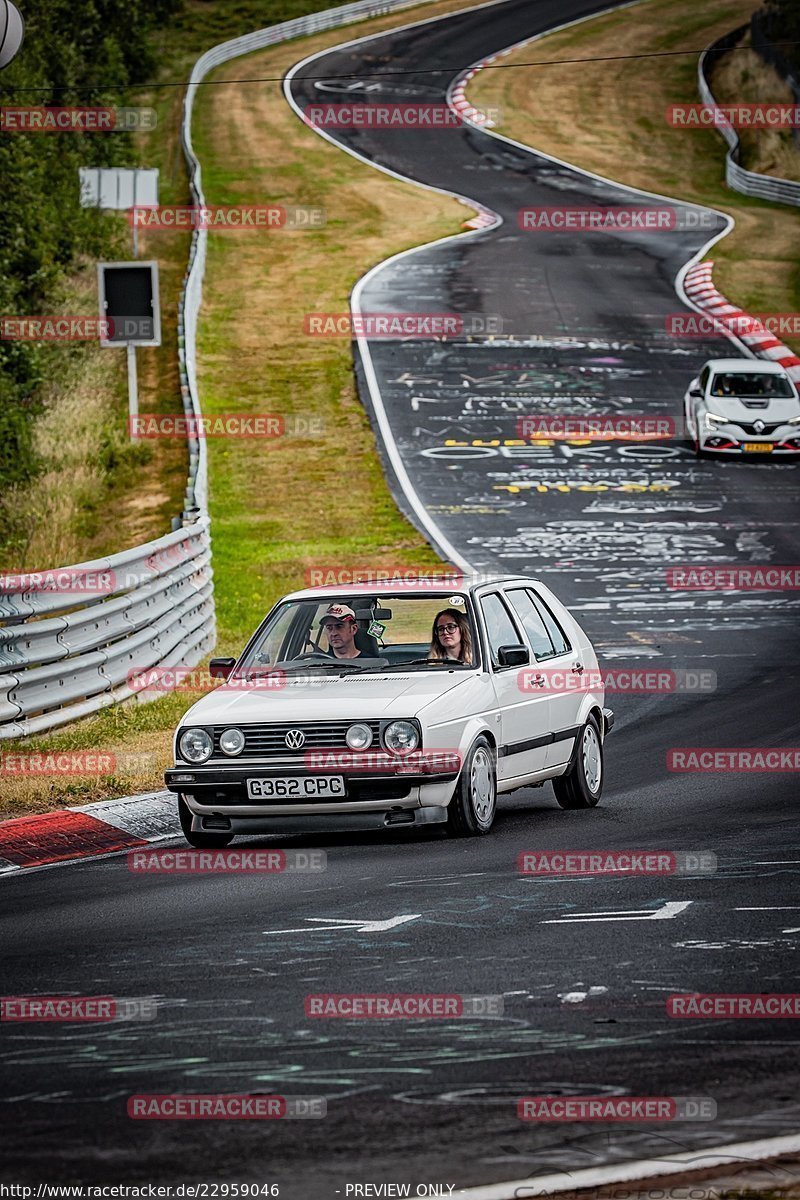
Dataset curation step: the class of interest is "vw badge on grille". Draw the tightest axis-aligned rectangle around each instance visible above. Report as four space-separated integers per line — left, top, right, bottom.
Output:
285 728 306 750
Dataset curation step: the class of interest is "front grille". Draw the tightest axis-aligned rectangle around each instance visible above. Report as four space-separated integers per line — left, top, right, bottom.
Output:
211 720 382 758
732 421 783 436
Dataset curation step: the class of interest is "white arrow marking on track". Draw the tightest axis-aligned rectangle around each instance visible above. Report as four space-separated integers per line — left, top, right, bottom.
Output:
542 901 693 924
263 914 421 935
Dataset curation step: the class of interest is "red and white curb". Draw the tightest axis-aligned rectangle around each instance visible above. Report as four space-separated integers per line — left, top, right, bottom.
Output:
0 790 179 875
684 261 800 381
449 54 503 230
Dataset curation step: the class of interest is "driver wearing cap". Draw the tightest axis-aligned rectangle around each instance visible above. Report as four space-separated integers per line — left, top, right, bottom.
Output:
319 603 362 659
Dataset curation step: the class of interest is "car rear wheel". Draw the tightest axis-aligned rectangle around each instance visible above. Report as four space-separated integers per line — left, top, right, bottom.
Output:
446 736 497 837
553 716 603 809
178 794 234 848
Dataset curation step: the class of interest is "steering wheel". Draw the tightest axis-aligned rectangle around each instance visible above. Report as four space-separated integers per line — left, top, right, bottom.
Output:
290 651 333 662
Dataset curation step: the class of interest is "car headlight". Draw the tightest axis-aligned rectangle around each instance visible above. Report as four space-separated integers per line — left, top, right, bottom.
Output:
705 411 728 428
788 415 800 425
346 723 373 750
219 727 245 756
383 720 420 754
179 727 213 764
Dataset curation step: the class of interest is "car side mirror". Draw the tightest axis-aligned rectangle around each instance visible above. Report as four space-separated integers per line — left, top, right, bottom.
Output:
689 387 703 399
209 657 235 679
498 644 530 667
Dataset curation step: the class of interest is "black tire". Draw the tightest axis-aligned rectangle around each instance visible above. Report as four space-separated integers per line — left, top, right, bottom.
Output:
446 736 497 837
553 715 604 809
178 795 234 848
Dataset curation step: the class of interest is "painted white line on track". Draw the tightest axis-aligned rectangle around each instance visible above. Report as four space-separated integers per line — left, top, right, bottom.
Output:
543 900 692 924
453 1132 800 1199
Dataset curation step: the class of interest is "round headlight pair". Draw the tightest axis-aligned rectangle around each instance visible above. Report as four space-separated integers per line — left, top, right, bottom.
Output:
178 726 244 763
345 723 373 750
383 720 420 754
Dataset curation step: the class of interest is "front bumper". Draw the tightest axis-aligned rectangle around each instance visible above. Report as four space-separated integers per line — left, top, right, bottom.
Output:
185 806 450 835
699 430 800 454
166 759 459 798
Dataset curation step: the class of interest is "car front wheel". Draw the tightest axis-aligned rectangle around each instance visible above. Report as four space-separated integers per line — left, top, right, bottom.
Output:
553 716 603 809
446 736 497 837
178 794 234 848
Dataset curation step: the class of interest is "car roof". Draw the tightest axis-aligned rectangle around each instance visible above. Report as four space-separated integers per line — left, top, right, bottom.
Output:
703 358 790 374
283 575 540 601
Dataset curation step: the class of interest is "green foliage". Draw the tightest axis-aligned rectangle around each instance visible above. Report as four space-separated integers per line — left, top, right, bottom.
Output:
0 0 181 536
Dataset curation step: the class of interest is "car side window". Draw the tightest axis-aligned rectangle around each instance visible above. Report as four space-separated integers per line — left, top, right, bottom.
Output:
480 592 523 670
699 365 710 391
527 589 571 656
505 589 556 660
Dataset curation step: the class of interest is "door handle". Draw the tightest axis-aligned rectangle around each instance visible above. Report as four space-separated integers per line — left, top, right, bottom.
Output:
571 662 584 674
531 674 545 687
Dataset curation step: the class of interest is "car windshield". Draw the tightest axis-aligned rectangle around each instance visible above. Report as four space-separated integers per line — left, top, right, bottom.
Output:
236 593 480 676
709 372 795 399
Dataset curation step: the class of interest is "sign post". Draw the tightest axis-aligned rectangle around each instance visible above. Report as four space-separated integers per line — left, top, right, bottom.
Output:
97 261 161 441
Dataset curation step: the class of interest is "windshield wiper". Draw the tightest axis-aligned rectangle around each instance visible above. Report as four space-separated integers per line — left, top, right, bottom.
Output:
278 661 371 675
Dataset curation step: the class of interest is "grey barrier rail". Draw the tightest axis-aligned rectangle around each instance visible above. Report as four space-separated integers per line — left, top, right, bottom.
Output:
698 26 800 209
1 0 436 740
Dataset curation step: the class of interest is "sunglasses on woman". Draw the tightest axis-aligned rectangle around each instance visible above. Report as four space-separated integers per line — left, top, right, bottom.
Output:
436 623 459 635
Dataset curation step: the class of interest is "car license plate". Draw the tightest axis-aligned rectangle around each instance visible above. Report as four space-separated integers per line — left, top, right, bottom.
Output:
742 442 773 453
246 776 345 800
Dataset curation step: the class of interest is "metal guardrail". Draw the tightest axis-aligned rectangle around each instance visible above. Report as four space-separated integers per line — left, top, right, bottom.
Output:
698 27 800 209
1 0 435 740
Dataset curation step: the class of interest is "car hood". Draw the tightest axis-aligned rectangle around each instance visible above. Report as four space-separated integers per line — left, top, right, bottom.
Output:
177 671 475 726
704 396 800 423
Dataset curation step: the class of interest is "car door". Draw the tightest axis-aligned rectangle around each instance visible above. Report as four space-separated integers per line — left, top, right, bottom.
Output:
477 590 550 784
504 587 585 768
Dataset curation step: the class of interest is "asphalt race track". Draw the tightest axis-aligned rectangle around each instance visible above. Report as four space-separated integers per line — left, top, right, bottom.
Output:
3 1 800 1196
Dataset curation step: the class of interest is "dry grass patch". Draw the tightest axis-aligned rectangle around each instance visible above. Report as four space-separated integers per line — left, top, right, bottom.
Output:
710 33 800 182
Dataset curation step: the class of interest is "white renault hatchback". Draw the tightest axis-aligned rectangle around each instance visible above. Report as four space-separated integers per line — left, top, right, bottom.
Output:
684 358 800 456
165 578 613 845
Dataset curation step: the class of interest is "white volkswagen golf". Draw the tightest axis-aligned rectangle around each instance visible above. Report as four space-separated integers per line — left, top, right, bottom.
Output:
165 578 613 845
